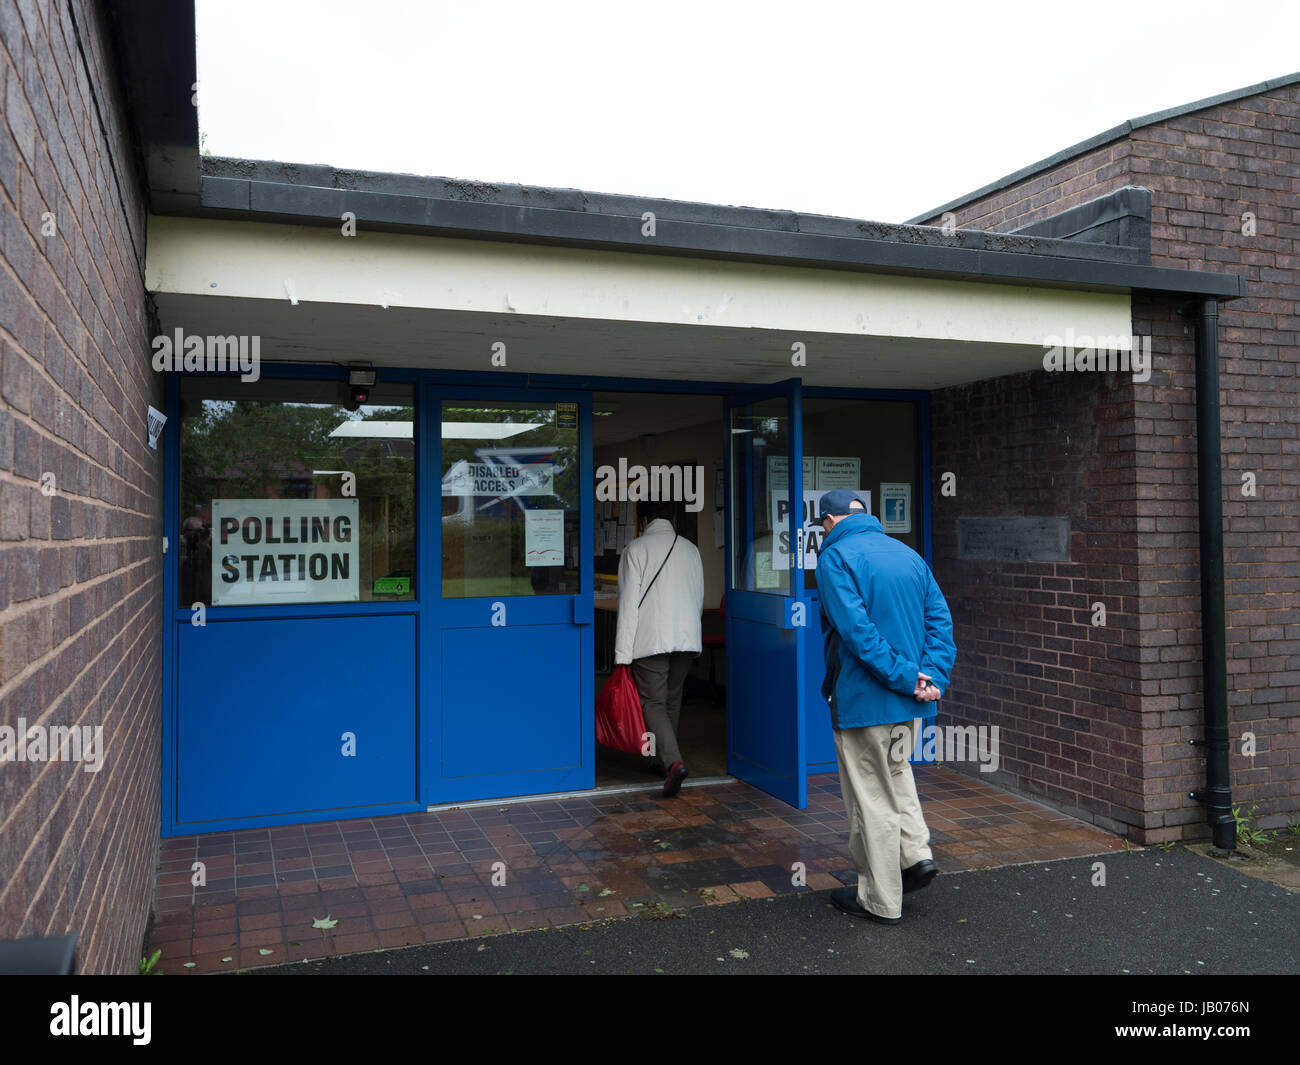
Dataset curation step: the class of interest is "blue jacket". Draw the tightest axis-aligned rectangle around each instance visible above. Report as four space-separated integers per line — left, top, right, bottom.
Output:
817 514 956 729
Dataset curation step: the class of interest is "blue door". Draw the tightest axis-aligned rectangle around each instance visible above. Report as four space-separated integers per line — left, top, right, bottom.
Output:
724 379 808 808
420 387 594 804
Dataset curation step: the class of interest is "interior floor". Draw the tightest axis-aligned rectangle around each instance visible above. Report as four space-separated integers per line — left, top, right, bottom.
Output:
595 669 727 785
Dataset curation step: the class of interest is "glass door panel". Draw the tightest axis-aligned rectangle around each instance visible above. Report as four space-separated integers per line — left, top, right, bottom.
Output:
724 380 807 808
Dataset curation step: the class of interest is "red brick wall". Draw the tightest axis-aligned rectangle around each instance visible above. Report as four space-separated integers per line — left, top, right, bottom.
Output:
0 0 162 971
924 140 1134 233
930 359 1151 837
923 85 1300 839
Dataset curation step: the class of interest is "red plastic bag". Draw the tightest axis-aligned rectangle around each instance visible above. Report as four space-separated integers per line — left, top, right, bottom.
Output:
596 665 646 754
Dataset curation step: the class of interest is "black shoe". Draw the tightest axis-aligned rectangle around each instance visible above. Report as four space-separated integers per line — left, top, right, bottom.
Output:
663 761 688 797
902 859 939 894
829 888 901 924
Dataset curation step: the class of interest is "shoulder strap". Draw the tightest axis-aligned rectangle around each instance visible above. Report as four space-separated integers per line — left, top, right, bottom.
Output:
639 534 678 608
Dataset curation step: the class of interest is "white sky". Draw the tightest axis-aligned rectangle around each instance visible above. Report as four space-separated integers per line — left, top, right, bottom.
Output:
195 0 1300 224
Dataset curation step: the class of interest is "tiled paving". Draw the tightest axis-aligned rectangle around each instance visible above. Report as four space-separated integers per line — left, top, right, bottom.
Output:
148 766 1128 973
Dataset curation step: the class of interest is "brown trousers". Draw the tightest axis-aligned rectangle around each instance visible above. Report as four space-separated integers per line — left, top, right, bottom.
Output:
631 652 695 767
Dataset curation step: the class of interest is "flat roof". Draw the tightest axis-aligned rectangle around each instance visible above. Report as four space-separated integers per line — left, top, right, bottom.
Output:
191 157 1243 301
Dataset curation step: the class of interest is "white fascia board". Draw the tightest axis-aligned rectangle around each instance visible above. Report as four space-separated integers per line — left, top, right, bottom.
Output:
146 215 1132 348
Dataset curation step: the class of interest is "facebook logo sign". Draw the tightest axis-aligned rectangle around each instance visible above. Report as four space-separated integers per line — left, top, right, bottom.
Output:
880 484 911 533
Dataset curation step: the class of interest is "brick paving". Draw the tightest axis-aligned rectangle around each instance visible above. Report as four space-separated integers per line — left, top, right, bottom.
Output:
147 766 1128 973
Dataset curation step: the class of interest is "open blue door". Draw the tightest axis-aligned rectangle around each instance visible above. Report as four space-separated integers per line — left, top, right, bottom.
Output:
724 379 808 808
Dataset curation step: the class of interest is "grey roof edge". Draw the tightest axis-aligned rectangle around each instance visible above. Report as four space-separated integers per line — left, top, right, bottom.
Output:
905 71 1300 224
185 164 1245 301
198 155 1134 262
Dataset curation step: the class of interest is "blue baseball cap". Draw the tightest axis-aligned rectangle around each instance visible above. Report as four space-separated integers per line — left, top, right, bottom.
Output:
819 490 868 518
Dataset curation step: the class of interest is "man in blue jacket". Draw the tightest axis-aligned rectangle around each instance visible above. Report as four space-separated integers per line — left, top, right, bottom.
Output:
816 489 957 924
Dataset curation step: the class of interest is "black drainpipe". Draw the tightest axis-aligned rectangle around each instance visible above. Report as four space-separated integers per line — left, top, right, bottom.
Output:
1184 297 1235 850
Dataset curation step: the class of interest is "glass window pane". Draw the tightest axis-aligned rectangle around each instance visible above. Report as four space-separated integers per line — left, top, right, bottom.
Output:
178 378 415 607
802 398 919 591
441 400 580 598
729 398 792 594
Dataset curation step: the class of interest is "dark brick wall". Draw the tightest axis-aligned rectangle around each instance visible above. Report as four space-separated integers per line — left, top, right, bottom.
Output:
930 359 1149 837
0 0 162 972
922 86 1300 839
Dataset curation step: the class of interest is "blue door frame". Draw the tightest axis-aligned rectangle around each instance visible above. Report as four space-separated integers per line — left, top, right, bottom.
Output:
160 364 929 836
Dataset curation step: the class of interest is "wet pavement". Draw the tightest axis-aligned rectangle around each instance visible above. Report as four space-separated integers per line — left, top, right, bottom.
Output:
147 764 1128 974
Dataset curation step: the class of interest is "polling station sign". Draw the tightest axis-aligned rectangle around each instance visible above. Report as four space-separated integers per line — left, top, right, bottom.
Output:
443 460 554 497
770 490 871 569
211 499 360 605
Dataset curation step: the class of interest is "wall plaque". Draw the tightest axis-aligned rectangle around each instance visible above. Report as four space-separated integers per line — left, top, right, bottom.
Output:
957 517 1069 562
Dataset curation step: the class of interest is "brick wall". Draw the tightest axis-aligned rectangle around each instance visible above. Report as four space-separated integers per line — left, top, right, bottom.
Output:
0 0 162 971
922 85 1300 838
930 356 1149 837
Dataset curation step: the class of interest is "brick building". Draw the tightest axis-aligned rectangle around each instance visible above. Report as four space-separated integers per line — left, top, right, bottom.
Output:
0 0 1288 974
911 74 1299 843
0 1 165 973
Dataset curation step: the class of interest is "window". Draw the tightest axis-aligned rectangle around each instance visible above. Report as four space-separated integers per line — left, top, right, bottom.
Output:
177 377 415 607
440 400 580 598
802 397 920 589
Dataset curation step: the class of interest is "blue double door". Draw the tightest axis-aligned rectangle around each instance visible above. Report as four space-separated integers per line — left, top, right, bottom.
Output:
423 379 829 810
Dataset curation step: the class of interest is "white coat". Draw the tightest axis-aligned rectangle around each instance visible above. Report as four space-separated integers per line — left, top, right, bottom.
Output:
614 519 704 664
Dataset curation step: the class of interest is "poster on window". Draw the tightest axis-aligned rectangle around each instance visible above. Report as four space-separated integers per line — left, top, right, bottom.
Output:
770 490 870 569
815 456 860 490
525 509 564 566
211 498 360 605
442 460 554 497
767 455 817 491
880 483 912 533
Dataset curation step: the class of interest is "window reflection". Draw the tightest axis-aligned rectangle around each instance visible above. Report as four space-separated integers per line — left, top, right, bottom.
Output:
441 401 580 598
178 379 415 607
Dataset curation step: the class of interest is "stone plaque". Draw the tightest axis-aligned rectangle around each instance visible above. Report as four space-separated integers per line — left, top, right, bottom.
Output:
957 516 1069 562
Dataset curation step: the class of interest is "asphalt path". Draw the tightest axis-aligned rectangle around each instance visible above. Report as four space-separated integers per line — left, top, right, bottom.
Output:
252 847 1298 976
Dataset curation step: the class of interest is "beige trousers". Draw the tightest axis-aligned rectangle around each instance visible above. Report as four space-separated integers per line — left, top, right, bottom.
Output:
833 719 933 919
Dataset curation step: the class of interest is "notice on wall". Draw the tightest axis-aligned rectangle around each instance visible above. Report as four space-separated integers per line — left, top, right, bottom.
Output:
815 457 860 490
443 460 554 497
880 483 912 533
770 490 871 569
525 509 564 566
212 498 359 605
